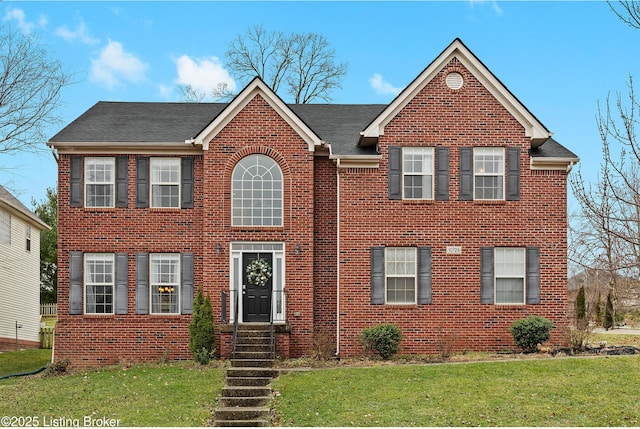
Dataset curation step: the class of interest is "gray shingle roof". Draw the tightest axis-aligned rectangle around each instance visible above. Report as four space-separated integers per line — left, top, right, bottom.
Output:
530 138 578 159
0 185 50 230
50 101 575 159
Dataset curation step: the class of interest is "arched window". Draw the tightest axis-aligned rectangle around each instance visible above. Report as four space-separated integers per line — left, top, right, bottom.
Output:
232 155 283 226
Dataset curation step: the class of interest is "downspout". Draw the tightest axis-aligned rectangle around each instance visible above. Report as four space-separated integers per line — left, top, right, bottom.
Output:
335 159 341 358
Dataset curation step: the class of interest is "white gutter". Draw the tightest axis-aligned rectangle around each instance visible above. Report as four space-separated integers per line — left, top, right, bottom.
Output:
335 159 341 358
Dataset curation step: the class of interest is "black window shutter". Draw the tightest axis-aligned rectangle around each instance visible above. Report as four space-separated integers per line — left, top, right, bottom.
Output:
459 147 473 201
371 246 385 304
506 147 520 201
181 253 194 314
388 147 402 200
435 147 450 201
69 251 83 314
136 157 149 208
181 157 194 209
115 156 129 208
417 246 433 304
115 253 128 314
480 247 494 304
70 156 83 207
526 247 541 304
135 253 149 314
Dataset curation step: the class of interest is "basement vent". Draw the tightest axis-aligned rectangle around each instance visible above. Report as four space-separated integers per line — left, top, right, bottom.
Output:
446 72 464 90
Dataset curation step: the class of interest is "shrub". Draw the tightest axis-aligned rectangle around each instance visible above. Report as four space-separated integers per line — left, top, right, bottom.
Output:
576 286 586 323
189 288 216 364
360 324 402 360
604 291 614 330
510 316 553 353
43 359 70 377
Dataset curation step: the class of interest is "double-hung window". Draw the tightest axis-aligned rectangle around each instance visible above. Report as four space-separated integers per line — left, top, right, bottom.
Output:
473 148 504 200
495 248 526 305
151 158 180 208
0 209 10 244
85 157 115 208
403 148 434 199
85 253 115 314
385 247 417 304
150 253 180 314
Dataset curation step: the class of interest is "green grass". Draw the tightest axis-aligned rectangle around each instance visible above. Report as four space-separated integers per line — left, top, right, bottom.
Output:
0 362 226 427
590 332 640 347
272 356 640 427
0 349 52 376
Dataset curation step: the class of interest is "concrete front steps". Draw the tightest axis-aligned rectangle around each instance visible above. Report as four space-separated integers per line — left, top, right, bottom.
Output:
214 324 279 427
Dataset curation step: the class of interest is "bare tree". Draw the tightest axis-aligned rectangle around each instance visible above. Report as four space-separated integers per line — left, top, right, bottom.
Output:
225 24 348 104
0 25 71 154
178 82 235 103
608 1 640 30
570 76 640 321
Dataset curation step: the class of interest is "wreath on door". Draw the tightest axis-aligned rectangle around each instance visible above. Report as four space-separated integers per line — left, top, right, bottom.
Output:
246 258 272 288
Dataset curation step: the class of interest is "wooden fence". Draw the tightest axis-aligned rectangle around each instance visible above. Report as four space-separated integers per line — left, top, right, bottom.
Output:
39 327 54 349
40 303 57 316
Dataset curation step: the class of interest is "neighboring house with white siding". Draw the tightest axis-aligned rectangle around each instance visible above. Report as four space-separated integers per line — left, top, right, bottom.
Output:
0 185 50 350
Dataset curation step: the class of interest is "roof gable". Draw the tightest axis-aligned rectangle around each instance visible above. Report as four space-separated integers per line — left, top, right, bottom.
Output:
188 77 323 151
0 186 50 230
360 38 552 147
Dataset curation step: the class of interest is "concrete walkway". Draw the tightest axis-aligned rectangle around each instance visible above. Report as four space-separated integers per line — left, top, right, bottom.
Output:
593 325 640 335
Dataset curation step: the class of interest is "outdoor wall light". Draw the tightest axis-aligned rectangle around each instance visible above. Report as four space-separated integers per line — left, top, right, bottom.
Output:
216 243 222 254
295 244 301 255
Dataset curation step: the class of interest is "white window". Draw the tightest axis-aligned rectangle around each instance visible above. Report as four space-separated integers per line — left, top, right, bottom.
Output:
85 253 115 314
151 158 180 208
25 225 31 252
403 148 434 199
474 148 504 200
150 253 180 314
0 209 10 244
495 248 526 305
85 157 115 208
385 247 416 304
231 155 283 226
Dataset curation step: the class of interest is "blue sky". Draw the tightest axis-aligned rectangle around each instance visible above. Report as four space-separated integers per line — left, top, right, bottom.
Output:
2 1 640 212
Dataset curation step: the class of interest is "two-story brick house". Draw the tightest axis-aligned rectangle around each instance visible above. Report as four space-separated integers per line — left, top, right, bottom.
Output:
48 39 578 367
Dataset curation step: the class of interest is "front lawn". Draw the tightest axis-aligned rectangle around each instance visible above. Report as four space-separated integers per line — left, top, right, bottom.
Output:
0 362 226 427
0 349 51 377
272 356 640 427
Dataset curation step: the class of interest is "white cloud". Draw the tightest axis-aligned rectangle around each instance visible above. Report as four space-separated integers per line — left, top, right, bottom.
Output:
4 8 35 33
90 40 147 88
369 73 402 97
175 55 236 97
56 20 99 45
468 0 503 16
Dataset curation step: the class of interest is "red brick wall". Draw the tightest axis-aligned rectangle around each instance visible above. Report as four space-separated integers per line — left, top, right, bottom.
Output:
335 59 570 356
55 154 204 367
55 61 571 366
313 156 338 353
200 94 316 358
55 94 319 368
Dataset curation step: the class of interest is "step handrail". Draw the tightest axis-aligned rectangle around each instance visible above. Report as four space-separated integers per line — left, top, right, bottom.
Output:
231 290 239 360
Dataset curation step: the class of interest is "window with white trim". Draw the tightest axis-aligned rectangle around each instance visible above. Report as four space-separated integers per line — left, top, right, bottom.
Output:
151 158 180 208
495 247 526 304
85 253 114 314
85 157 115 208
474 147 504 200
403 147 434 199
0 209 10 244
385 247 416 304
25 225 31 251
150 253 180 314
231 155 283 226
